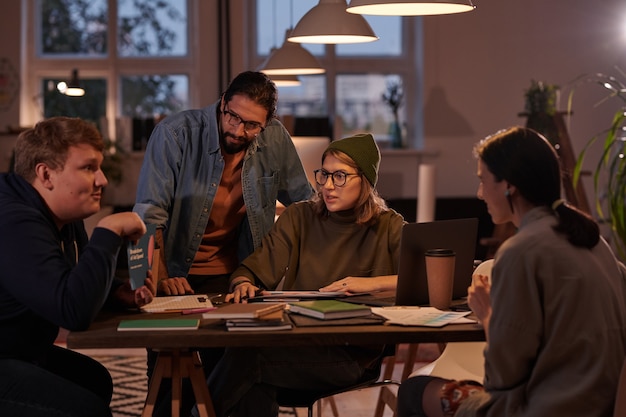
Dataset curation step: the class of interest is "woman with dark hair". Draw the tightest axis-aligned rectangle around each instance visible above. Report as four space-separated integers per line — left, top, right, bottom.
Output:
198 133 405 417
397 126 626 417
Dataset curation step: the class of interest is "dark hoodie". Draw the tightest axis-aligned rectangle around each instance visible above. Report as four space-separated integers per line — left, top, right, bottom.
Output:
0 172 122 364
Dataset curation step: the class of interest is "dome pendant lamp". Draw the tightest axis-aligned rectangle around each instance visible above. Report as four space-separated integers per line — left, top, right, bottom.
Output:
259 30 325 75
346 0 476 16
288 0 379 44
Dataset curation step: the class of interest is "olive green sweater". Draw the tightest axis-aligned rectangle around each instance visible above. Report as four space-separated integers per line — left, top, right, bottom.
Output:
232 201 405 290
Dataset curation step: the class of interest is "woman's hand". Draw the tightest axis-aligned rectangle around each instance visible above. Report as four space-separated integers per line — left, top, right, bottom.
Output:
158 277 194 295
225 279 259 303
468 274 492 326
319 275 397 295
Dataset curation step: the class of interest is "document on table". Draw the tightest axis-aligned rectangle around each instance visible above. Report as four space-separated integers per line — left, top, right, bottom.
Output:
372 307 476 327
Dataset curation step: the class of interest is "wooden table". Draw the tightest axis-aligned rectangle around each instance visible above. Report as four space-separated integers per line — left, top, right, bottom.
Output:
67 311 485 417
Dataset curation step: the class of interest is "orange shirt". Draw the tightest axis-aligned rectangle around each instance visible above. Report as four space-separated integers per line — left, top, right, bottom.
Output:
189 150 246 275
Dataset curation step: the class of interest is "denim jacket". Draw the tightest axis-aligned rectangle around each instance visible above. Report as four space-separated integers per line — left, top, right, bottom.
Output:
133 101 315 277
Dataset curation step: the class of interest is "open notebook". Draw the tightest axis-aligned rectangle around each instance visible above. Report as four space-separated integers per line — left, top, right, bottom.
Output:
140 295 213 313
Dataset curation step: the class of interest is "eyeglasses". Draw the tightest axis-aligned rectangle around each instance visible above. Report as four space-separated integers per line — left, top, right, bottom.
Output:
314 169 361 187
222 107 265 137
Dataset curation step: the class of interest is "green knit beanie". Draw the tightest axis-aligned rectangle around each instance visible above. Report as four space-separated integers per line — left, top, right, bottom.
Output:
327 133 380 186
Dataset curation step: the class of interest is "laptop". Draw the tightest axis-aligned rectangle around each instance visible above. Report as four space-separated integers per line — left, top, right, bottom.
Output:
394 218 479 306
342 218 479 307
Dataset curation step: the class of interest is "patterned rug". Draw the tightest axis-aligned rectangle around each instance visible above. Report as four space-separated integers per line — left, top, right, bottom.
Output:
96 356 148 417
97 355 299 417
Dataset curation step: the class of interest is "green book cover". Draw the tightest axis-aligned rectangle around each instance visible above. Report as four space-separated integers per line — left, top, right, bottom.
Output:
117 318 199 331
289 300 371 320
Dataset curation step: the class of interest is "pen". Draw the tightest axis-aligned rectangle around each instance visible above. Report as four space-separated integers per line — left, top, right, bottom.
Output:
181 307 218 315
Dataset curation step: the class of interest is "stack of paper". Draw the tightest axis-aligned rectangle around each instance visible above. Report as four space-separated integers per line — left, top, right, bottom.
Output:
371 307 475 327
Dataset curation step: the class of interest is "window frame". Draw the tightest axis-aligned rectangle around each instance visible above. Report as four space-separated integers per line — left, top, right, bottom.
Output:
20 0 200 139
246 4 424 149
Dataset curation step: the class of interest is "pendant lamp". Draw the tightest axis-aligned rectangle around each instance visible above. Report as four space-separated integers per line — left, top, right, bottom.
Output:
57 69 85 96
268 74 302 87
259 30 325 75
346 0 476 16
288 0 378 44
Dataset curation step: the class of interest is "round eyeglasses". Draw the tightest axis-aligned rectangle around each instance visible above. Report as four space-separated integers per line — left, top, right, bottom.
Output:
222 107 265 137
314 169 361 187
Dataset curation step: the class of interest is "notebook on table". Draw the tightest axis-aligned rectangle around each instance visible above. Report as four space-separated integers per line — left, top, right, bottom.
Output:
394 218 479 306
140 295 213 313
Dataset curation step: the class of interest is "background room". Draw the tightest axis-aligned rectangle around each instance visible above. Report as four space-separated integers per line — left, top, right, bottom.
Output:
1 0 625 261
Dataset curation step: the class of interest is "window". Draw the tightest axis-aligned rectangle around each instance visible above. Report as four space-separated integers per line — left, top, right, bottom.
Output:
23 0 193 142
252 0 423 148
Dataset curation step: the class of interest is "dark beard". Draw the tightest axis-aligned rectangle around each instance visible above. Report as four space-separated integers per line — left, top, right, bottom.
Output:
220 132 248 154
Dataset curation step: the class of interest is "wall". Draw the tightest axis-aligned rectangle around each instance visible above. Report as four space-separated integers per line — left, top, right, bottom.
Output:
3 1 626 206
421 0 626 199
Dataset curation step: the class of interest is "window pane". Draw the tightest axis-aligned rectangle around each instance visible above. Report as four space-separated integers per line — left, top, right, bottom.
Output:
275 75 327 117
256 0 323 56
336 74 404 143
40 0 108 56
118 0 187 57
120 74 188 117
336 16 402 56
42 77 107 124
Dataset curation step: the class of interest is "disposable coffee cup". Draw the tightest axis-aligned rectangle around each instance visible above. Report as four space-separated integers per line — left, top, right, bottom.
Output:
424 248 456 310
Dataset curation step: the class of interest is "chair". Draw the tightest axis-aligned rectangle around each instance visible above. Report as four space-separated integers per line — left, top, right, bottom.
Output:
276 367 397 417
276 345 400 417
410 342 485 382
614 357 626 417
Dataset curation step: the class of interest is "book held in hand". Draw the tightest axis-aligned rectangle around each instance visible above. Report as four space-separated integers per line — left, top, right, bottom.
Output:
117 318 199 331
288 300 372 320
202 302 286 320
127 223 157 290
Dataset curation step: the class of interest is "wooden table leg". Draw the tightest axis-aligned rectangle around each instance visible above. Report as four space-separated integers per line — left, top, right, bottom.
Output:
142 352 170 417
185 351 215 417
141 349 216 417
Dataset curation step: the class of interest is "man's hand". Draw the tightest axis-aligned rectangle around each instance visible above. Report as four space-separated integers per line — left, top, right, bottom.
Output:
158 277 194 295
96 212 147 242
112 275 156 308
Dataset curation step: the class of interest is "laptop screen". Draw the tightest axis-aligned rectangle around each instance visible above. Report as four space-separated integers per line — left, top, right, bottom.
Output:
395 218 479 306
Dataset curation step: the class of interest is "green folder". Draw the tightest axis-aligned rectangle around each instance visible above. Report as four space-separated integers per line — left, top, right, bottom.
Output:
117 318 199 331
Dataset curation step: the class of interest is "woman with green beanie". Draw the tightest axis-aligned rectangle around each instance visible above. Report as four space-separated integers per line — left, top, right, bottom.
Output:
196 133 406 417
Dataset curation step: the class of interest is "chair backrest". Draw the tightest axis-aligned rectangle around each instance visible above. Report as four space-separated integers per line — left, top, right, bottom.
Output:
614 357 626 417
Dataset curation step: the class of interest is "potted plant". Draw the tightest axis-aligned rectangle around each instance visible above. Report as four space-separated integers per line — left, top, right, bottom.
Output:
571 70 626 261
382 80 404 149
523 79 561 146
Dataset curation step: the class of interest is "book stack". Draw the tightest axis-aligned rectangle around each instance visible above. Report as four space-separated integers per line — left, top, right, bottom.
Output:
289 300 372 320
202 302 292 331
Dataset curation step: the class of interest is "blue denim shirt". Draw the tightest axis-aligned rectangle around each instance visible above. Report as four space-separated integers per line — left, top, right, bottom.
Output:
133 101 315 277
